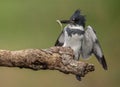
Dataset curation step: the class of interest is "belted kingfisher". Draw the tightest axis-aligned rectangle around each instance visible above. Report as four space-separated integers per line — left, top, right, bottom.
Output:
55 10 107 80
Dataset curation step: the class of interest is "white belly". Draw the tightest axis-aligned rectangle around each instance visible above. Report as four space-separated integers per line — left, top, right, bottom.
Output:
63 32 84 60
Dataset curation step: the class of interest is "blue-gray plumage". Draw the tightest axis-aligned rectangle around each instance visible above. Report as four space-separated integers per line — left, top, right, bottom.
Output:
55 10 107 80
66 28 85 37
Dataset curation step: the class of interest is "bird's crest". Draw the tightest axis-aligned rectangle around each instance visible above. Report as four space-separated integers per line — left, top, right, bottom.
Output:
70 10 86 27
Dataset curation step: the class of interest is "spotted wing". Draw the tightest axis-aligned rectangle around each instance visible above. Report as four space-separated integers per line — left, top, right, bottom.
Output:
81 26 107 70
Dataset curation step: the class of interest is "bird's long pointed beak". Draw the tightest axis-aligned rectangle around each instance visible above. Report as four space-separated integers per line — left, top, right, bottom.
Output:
60 20 73 24
60 20 70 23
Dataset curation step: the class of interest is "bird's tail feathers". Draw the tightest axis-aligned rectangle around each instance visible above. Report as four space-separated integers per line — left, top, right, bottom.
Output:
95 55 108 70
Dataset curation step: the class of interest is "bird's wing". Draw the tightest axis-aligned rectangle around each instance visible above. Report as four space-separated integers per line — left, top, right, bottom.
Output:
81 26 107 70
55 30 64 46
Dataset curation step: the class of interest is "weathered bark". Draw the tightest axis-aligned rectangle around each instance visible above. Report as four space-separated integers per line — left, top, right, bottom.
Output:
0 47 94 80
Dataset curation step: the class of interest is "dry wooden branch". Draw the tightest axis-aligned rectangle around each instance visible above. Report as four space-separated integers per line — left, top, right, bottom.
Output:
0 47 94 80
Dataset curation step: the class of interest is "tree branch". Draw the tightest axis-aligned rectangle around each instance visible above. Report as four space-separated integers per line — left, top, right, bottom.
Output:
0 47 94 80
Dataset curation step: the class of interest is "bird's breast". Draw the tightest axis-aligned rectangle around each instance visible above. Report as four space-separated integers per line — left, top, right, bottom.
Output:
66 28 85 37
63 30 83 48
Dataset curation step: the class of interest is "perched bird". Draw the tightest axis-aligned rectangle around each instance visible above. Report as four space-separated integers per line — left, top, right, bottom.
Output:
55 10 107 80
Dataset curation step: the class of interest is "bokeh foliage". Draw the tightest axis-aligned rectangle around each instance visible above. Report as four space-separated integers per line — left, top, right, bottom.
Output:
0 0 120 87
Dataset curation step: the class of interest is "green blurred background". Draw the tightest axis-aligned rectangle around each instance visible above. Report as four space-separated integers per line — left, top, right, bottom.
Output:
0 0 120 87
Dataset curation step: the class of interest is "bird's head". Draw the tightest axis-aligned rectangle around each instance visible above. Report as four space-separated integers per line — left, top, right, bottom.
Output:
60 10 86 27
